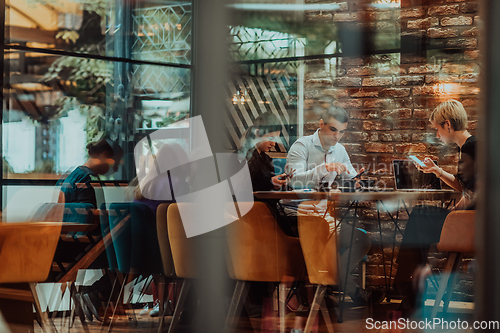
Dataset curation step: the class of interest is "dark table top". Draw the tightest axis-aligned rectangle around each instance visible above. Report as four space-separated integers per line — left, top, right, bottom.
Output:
253 189 461 201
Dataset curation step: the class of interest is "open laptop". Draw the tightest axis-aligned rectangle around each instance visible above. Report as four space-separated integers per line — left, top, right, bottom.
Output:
392 159 442 191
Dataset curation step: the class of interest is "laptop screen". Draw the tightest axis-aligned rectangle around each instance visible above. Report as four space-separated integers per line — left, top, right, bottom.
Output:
392 160 442 190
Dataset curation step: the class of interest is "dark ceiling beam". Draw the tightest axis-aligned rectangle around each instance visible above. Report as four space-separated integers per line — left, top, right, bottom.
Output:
6 26 56 44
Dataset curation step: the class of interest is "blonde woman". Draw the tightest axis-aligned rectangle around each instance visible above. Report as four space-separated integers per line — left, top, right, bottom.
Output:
393 99 477 316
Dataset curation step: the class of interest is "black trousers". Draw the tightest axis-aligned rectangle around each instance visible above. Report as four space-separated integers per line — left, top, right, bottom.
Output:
394 205 450 285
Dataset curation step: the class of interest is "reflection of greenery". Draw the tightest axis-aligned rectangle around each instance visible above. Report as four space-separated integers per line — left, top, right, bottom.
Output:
31 161 55 174
2 157 54 175
44 57 111 105
231 12 339 56
155 113 187 128
3 157 14 175
82 104 105 143
35 0 109 142
231 10 400 58
69 0 107 18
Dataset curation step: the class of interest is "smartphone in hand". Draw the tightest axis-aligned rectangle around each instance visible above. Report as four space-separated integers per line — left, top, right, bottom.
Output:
353 169 366 179
279 169 295 180
408 155 426 168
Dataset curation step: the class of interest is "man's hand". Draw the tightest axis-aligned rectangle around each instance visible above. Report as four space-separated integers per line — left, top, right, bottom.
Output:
271 174 288 189
325 162 350 174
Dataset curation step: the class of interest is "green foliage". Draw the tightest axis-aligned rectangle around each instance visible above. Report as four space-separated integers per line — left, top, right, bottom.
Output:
3 157 14 175
42 56 111 106
155 113 187 128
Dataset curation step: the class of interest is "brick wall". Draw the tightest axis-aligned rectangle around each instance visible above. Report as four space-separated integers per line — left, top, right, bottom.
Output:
303 0 479 297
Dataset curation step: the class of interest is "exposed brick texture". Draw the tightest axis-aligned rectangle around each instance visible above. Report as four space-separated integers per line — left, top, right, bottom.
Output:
302 0 478 296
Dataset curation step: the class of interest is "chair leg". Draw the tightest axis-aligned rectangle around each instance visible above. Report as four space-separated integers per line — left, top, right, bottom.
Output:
100 272 119 324
304 285 324 333
0 311 11 333
123 274 139 325
278 283 286 333
360 261 366 290
157 279 173 333
156 276 170 333
106 273 131 333
442 253 462 314
155 275 165 323
318 288 335 333
168 279 191 333
431 252 458 318
69 283 86 327
29 283 51 333
223 281 250 333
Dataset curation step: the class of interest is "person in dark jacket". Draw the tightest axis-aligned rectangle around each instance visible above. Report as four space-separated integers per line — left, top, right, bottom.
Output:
240 112 288 192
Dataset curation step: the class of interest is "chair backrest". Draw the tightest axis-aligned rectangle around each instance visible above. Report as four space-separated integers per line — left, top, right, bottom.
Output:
156 203 176 277
108 202 163 274
32 202 95 236
0 223 62 283
225 201 305 282
99 203 117 271
167 203 198 279
31 203 65 223
297 201 339 286
437 210 475 253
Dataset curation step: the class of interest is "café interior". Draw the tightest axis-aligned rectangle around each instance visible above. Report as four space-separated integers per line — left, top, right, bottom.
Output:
1 0 500 332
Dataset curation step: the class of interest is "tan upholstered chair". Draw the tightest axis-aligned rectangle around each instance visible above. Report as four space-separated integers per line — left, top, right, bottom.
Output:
297 201 339 333
0 222 62 331
224 201 306 333
156 202 177 333
166 203 199 333
431 210 475 318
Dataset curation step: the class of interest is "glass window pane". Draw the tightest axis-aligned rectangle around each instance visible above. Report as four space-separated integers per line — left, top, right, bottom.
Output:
3 50 190 180
6 0 192 65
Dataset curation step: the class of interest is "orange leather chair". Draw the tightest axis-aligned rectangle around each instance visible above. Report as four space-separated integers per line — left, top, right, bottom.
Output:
166 203 199 333
224 202 306 333
0 222 62 331
297 201 338 333
156 202 177 333
431 210 475 318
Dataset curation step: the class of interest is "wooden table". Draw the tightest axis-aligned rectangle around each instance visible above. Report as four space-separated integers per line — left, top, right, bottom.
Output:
253 189 461 202
0 222 97 233
253 189 462 315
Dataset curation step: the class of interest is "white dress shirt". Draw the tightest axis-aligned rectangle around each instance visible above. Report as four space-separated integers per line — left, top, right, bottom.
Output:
285 129 356 189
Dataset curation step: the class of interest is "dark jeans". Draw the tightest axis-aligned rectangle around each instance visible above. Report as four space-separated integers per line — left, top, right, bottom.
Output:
394 205 450 286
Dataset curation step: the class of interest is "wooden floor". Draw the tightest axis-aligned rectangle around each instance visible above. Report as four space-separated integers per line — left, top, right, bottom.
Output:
27 300 474 333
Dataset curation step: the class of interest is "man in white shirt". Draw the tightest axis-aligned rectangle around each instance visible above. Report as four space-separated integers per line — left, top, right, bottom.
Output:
284 106 384 305
286 105 356 189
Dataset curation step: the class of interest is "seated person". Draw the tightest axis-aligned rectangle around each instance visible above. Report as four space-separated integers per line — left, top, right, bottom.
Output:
56 138 123 321
239 112 293 234
284 105 382 305
59 138 123 208
393 99 476 316
134 142 191 213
